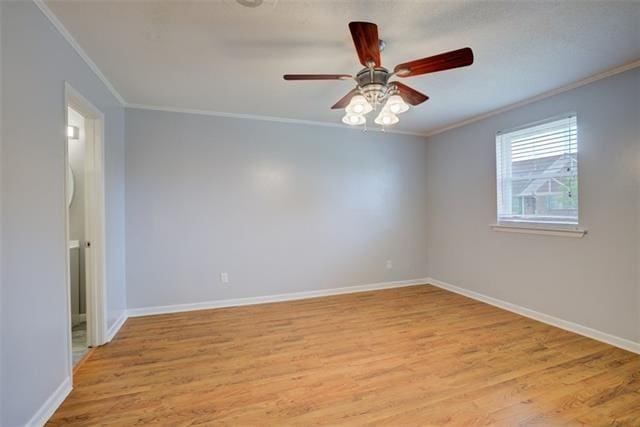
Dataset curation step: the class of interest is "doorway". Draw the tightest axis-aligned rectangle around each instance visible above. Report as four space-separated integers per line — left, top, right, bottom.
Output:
67 105 89 365
64 83 107 375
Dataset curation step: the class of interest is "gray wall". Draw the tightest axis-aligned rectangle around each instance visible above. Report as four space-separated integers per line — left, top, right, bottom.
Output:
1 3 637 426
125 109 429 309
426 68 640 342
0 0 4 422
0 2 127 426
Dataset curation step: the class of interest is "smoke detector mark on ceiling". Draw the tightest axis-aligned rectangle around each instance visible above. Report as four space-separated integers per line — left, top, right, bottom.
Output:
236 0 263 7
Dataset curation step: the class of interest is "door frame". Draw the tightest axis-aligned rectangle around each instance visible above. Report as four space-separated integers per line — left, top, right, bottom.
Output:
64 82 108 378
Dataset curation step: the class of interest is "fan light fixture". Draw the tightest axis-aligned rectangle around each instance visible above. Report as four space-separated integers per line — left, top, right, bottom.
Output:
283 22 474 129
341 88 407 128
384 95 409 114
345 95 372 115
374 111 399 126
342 113 366 126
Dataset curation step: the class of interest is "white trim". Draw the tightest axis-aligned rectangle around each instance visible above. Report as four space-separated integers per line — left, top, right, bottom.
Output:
65 82 109 356
26 377 72 427
33 0 126 105
491 223 587 238
128 278 429 317
428 277 640 355
105 311 128 342
496 112 577 136
25 0 640 137
425 60 640 137
30 0 640 138
125 104 428 138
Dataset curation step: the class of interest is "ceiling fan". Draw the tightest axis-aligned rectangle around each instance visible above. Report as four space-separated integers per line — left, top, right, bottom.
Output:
283 21 474 128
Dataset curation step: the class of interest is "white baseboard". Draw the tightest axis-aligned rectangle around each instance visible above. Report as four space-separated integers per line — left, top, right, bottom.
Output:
26 376 72 427
105 310 128 342
127 278 430 317
428 277 640 355
25 314 127 426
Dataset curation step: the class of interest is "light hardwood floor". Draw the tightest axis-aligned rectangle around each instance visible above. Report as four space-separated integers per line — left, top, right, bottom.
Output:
48 285 640 425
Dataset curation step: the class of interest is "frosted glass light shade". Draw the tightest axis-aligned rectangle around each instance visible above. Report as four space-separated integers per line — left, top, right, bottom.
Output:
342 114 366 126
374 111 399 126
385 95 409 114
346 95 372 115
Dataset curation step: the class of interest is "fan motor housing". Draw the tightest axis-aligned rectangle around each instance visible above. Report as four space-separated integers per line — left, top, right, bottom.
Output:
356 67 390 87
356 67 391 104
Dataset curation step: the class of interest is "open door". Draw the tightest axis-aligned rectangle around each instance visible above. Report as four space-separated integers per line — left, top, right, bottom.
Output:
64 83 107 377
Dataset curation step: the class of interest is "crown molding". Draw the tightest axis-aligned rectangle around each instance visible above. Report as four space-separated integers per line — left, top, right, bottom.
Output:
424 59 640 138
109 57 640 139
33 0 126 105
31 0 639 138
126 104 429 138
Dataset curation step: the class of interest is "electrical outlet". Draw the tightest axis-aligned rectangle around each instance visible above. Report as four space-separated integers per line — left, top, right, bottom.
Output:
220 272 229 284
386 260 393 269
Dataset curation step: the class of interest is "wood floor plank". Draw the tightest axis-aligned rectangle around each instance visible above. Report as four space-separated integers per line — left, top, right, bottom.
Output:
47 285 640 425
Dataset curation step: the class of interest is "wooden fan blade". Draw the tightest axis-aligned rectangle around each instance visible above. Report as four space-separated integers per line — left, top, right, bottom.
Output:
392 82 429 106
348 22 381 67
283 74 352 81
394 47 473 78
331 88 359 109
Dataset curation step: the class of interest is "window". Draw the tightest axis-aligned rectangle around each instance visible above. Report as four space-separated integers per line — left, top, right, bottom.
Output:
496 115 578 225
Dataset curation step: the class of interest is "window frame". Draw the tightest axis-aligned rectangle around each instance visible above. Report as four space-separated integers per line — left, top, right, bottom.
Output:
493 113 586 237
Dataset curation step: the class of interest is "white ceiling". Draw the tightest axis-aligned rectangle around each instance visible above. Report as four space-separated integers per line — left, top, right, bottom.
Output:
46 0 640 135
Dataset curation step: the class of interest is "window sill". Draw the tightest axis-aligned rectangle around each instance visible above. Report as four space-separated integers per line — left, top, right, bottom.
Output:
491 223 587 238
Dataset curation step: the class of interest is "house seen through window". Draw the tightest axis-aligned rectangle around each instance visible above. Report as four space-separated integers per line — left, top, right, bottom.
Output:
496 115 578 225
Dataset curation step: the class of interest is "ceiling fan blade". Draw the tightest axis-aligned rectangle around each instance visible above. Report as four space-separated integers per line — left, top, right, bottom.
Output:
283 74 352 81
392 82 429 106
331 88 359 109
394 47 473 78
348 22 381 67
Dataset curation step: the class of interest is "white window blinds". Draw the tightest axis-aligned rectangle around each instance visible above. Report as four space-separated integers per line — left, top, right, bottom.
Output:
496 115 578 225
